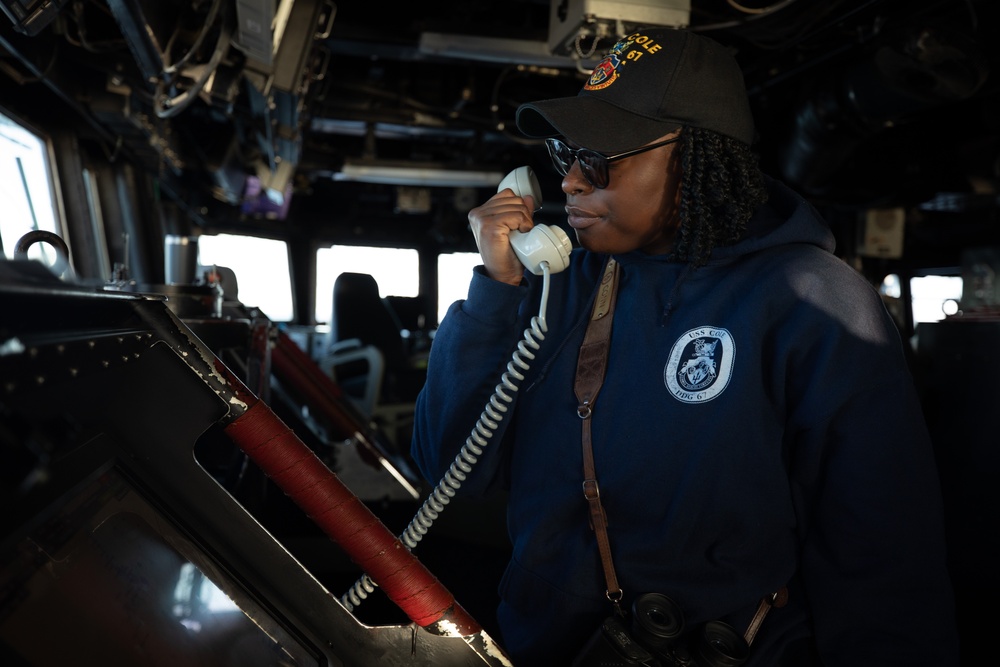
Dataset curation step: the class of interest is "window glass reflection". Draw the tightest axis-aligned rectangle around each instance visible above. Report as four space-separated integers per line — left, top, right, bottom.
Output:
0 470 314 666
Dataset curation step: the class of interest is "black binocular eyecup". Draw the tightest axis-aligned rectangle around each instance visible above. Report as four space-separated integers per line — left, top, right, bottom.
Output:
632 593 750 667
689 620 750 667
632 593 685 649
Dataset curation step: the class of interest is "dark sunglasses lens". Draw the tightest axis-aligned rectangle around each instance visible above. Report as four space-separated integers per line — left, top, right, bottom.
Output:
546 140 608 188
577 150 608 189
547 140 573 175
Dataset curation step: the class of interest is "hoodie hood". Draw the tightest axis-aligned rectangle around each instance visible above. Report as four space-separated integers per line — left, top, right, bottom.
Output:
608 176 836 324
611 176 835 271
708 176 836 263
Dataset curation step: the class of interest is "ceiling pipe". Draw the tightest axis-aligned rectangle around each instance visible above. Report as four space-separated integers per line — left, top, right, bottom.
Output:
778 25 990 196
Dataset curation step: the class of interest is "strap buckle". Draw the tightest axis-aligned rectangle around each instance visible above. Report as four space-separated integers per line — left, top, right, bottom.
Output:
582 479 600 500
606 588 623 605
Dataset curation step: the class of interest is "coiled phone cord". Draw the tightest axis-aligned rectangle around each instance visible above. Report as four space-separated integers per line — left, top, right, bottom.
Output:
342 264 554 611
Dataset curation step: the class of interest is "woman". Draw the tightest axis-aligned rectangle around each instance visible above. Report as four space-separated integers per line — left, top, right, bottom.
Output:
412 28 958 666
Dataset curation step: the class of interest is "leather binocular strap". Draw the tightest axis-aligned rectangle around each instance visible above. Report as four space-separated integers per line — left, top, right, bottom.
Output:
574 257 622 608
744 585 789 646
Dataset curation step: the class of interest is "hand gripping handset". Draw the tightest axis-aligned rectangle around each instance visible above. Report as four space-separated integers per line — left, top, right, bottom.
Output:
497 166 572 275
341 166 570 613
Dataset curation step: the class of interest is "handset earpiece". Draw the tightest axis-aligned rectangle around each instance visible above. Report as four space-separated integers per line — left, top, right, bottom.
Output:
497 165 542 204
498 166 572 275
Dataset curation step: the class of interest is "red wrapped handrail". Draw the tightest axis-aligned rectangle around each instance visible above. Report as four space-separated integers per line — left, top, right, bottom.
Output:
224 398 478 634
132 300 480 636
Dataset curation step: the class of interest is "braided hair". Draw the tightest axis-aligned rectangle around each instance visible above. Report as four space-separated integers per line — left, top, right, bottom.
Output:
672 126 768 266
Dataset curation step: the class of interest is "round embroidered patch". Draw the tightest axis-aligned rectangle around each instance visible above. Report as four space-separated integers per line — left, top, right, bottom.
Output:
664 327 735 403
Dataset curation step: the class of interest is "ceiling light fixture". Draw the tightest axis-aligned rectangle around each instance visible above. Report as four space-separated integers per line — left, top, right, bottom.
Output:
333 161 505 188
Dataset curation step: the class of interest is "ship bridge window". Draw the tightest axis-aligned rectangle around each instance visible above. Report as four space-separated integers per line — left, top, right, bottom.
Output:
881 273 963 324
437 251 481 324
315 245 420 325
911 275 963 322
0 108 61 262
198 233 294 322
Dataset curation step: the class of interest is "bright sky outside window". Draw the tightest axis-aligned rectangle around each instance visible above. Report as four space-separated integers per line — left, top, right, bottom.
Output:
315 245 419 324
910 275 963 323
198 234 294 322
882 273 964 324
0 110 60 262
437 252 481 324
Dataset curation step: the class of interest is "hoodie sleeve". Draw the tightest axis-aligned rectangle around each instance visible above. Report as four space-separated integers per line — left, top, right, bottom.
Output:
781 266 959 666
410 266 533 496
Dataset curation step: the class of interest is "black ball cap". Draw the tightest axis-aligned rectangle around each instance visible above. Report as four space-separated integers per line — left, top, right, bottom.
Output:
516 28 756 153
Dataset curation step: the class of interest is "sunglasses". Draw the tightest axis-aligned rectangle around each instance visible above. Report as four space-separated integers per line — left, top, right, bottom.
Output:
544 136 681 189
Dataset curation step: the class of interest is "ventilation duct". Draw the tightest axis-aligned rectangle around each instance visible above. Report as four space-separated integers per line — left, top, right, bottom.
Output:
778 26 989 196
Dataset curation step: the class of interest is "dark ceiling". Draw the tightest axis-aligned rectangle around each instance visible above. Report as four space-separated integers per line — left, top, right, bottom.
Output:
1 0 998 259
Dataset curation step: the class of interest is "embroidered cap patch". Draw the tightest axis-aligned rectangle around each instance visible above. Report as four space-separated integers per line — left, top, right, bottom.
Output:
664 327 735 403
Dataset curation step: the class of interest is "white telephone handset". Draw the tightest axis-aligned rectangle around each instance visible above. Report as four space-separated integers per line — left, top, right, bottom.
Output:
497 166 572 275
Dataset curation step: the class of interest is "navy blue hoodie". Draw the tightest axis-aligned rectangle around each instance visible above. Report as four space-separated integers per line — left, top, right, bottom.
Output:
412 179 958 666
